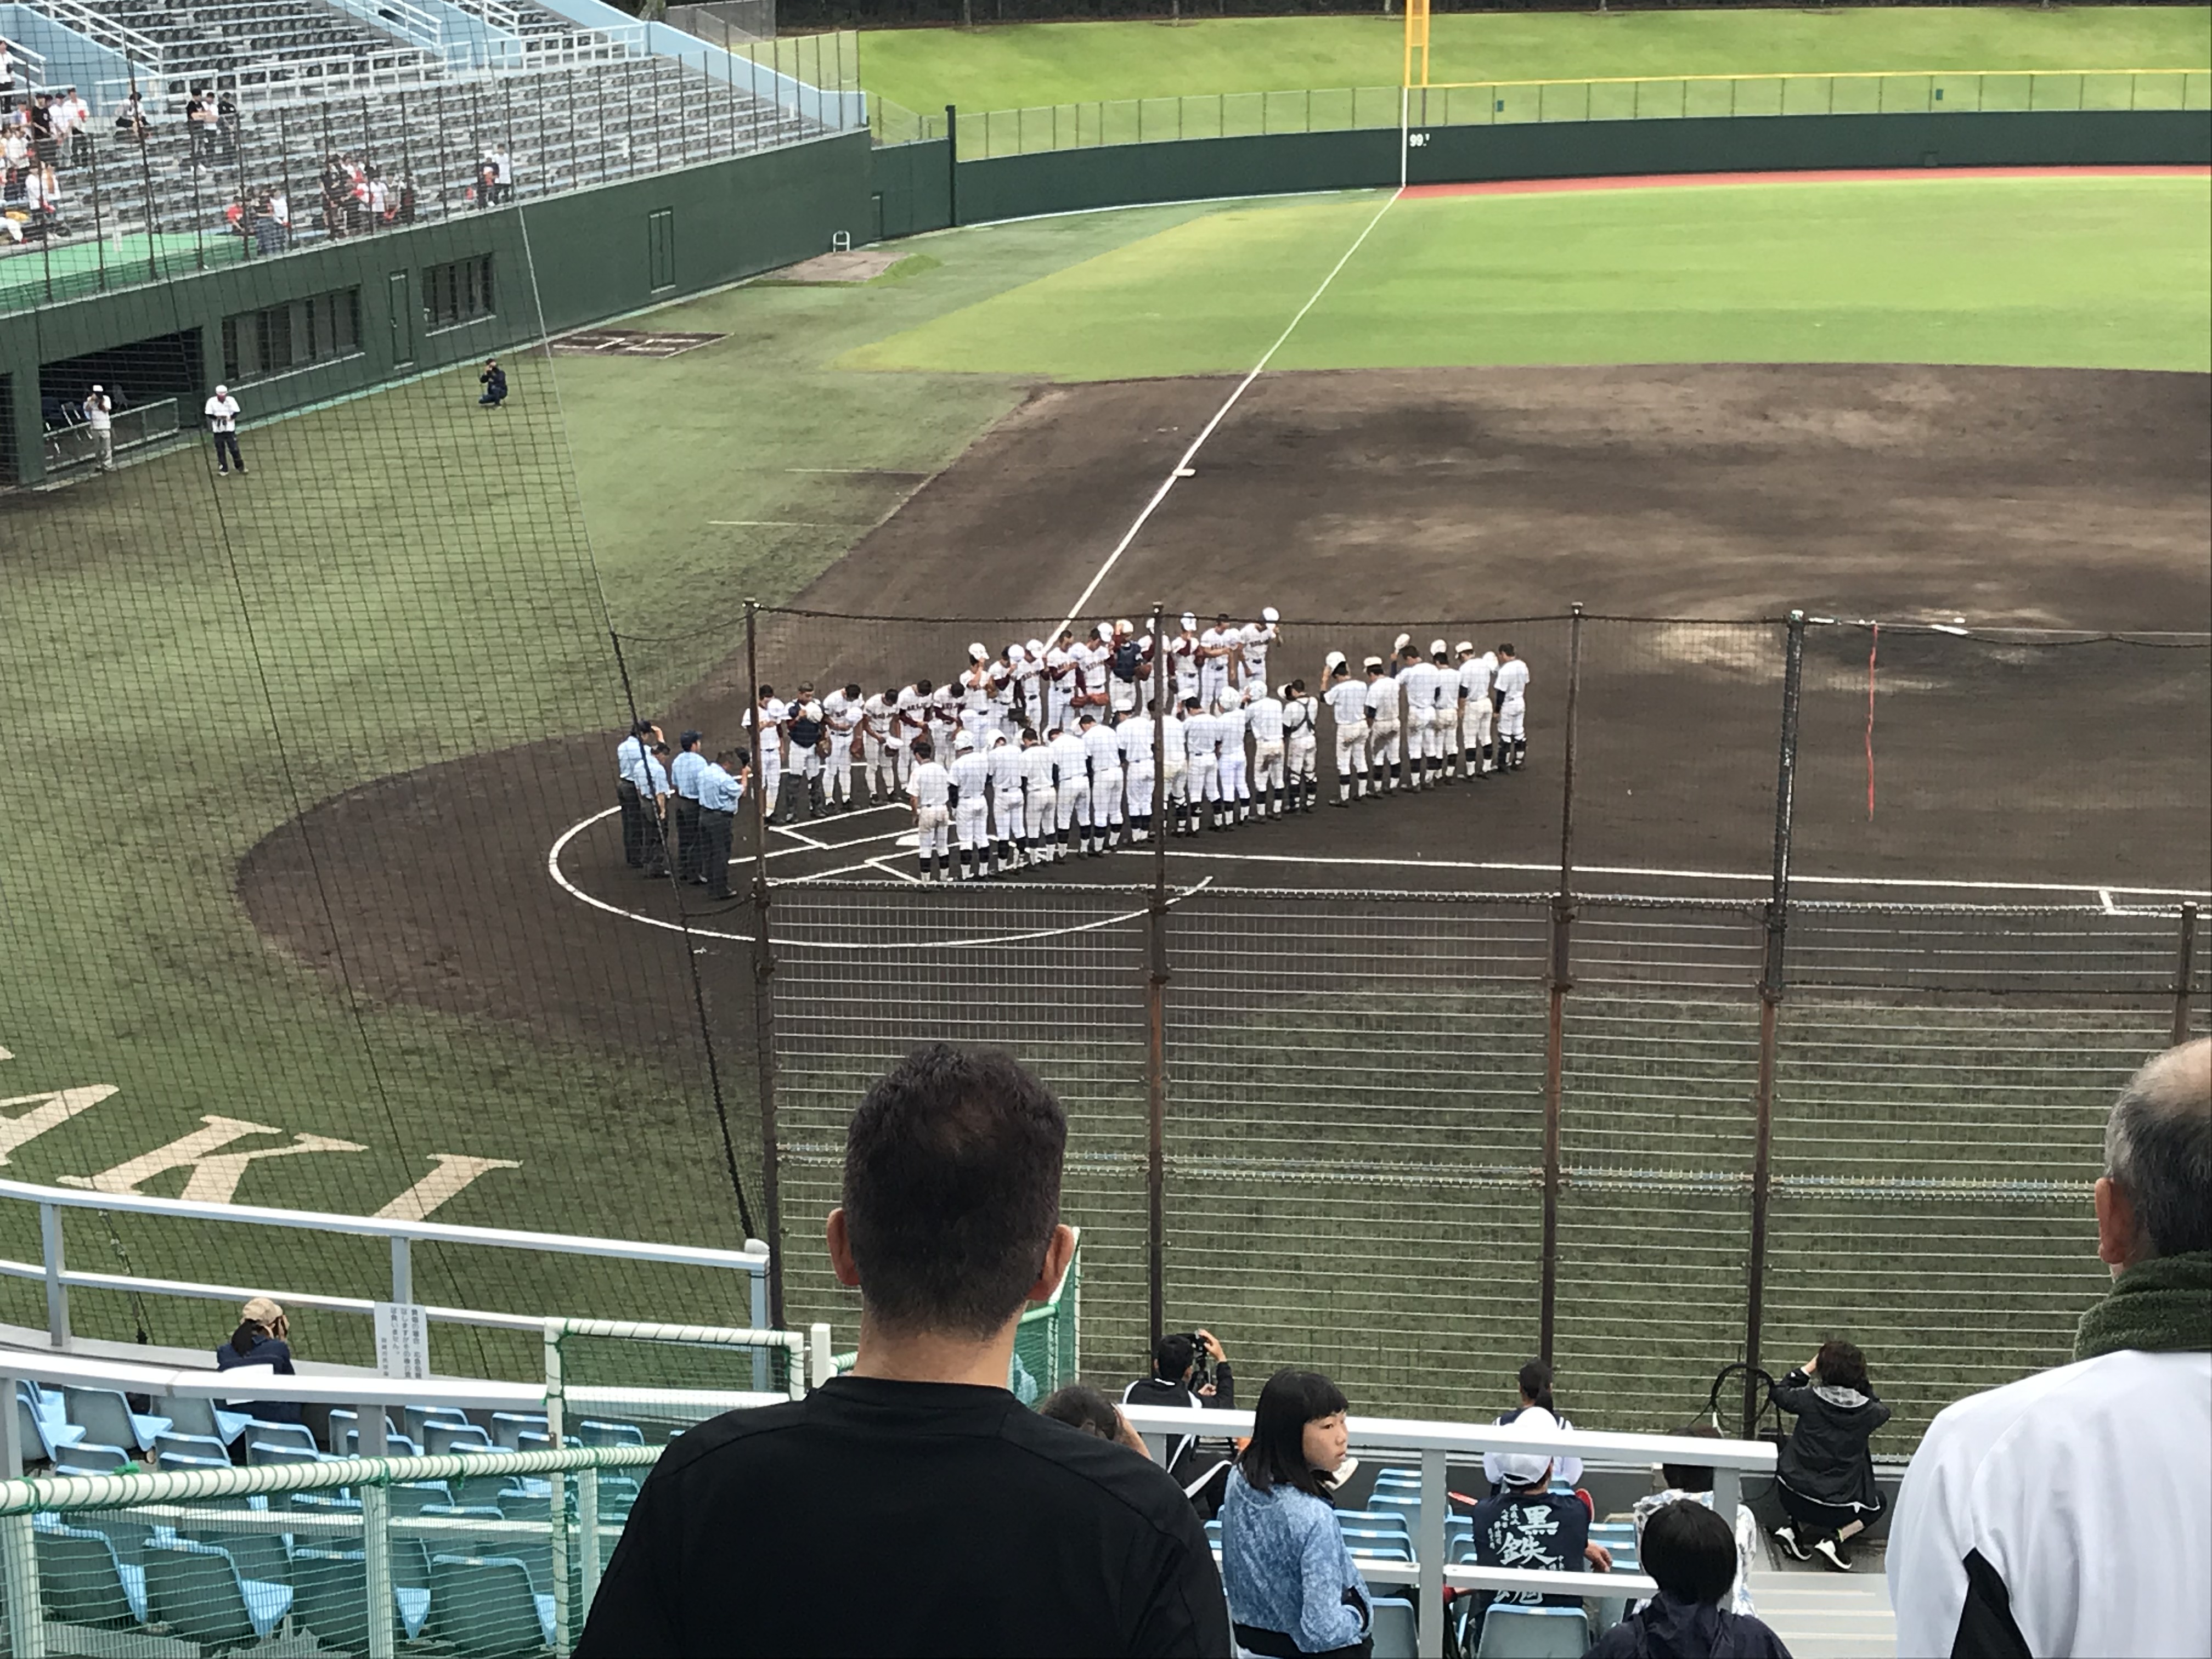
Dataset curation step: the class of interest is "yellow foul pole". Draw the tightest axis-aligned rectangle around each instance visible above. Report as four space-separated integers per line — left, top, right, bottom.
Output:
1403 0 1431 88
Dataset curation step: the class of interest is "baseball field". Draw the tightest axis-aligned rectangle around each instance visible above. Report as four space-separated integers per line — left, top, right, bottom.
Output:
1 7 2207 1423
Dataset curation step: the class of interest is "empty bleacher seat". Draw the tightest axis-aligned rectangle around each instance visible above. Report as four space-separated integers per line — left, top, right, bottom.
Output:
249 1440 329 1469
490 1412 549 1449
428 1554 556 1657
1372 1597 1419 1659
157 1393 253 1446
34 1517 148 1628
404 1405 472 1442
241 1420 318 1458
143 1538 294 1645
1341 1528 1413 1562
293 1545 434 1645
61 1388 171 1454
575 1418 645 1447
1371 1493 1423 1531
424 1419 496 1455
1472 1605 1592 1658
16 1390 87 1465
53 1444 134 1476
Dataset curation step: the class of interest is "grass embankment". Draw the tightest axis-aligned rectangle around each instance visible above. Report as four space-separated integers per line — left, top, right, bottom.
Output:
857 7 2212 113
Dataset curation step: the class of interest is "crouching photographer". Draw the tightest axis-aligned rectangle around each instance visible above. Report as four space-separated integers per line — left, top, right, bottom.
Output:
1126 1329 1237 1514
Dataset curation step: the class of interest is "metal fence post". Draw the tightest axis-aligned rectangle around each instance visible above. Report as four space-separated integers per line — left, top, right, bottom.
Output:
2174 903 2199 1048
745 600 785 1328
945 103 958 224
1743 610 1805 1436
41 1203 68 1347
362 1472 395 1659
1146 600 1171 1350
1538 603 1583 1363
0 1364 33 1659
390 1235 414 1305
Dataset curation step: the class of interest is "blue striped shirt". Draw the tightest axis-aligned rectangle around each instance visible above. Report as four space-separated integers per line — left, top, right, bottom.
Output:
670 749 708 800
616 734 650 791
697 763 742 812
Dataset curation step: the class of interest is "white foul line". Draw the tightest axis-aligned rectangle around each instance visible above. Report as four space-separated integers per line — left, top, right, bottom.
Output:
1057 187 1404 634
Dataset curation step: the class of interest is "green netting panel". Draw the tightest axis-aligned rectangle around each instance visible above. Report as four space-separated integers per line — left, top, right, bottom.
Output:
1012 1233 1081 1403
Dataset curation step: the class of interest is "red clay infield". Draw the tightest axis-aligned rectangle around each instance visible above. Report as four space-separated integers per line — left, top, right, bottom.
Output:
1402 165 2210 199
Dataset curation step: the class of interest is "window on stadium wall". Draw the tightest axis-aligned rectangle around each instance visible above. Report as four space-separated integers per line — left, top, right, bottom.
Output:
424 255 496 335
221 290 362 386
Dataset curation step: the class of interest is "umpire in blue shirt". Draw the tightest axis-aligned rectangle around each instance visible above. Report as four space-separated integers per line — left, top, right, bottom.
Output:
670 731 708 885
614 719 661 868
698 750 747 900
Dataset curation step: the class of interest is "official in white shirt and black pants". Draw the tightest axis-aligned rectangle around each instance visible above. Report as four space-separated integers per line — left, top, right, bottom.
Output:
205 385 246 475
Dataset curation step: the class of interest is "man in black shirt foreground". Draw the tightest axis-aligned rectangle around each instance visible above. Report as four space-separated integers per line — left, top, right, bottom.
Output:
577 1046 1231 1657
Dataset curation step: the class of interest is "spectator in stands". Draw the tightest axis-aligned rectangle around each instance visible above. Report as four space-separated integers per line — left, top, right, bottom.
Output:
82 385 114 473
0 40 14 98
185 89 216 168
1220 1369 1373 1658
252 191 286 256
1589 1500 1792 1659
114 92 148 139
215 91 239 163
578 1045 1227 1657
1041 1383 1150 1454
1483 1357 1584 1494
216 1296 301 1423
1462 1408 1612 1647
58 89 88 166
1630 1425 1758 1616
1769 1340 1888 1572
485 143 511 205
319 153 346 236
1891 1037 2210 1657
26 93 54 168
1126 1329 1237 1506
478 358 507 407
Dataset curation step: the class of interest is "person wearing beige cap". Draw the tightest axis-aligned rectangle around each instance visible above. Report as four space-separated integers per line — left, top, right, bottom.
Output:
216 1295 301 1422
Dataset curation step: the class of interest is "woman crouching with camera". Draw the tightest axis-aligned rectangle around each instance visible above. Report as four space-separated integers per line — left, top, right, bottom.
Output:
1221 1369 1373 1658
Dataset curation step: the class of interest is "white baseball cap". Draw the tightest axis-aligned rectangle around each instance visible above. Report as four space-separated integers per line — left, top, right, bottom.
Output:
968 642 988 662
215 385 228 396
954 731 975 752
989 730 1008 747
1431 639 1449 657
1005 642 1025 661
1217 686 1242 710
1364 656 1384 671
1262 606 1280 623
1181 613 1198 630
1325 650 1347 672
90 383 102 393
1455 641 1476 656
802 701 822 720
1393 631 1413 654
1026 638 1045 656
1116 618 1133 635
1491 1407 1560 1488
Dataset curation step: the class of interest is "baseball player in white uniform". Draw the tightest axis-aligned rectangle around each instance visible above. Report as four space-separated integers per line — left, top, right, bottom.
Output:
1322 654 1368 805
991 645 1022 738
1239 607 1280 694
1019 727 1058 864
1198 616 1235 708
1422 644 1458 787
821 684 864 811
960 646 996 748
906 737 952 883
987 729 1025 874
1048 725 1090 860
1182 697 1222 831
1045 631 1077 736
1280 678 1319 811
927 681 962 766
894 681 930 788
1396 646 1437 792
1363 655 1402 794
741 688 787 820
1169 614 1202 710
862 687 900 802
1013 640 1046 731
1494 643 1530 771
1118 707 1156 842
1215 685 1250 827
1455 644 1496 778
1245 680 1286 819
1158 699 1189 837
949 731 991 881
1080 713 1125 854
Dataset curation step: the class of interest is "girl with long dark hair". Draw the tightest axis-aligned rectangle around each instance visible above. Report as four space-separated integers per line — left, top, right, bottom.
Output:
1220 1370 1373 1658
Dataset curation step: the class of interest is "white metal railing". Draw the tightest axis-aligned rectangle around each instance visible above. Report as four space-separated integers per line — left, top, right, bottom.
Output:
10 0 162 70
3 37 52 91
1122 1404 1776 1659
0 1176 771 1355
323 0 450 54
38 397 178 474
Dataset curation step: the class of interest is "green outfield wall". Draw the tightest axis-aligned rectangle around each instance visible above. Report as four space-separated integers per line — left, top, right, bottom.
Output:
871 108 2210 234
1 132 872 484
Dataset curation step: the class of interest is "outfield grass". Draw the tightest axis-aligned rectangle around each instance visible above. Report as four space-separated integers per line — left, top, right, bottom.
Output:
848 176 2212 379
857 7 2212 114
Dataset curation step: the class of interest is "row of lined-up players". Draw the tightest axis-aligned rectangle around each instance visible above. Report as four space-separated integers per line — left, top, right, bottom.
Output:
615 631 1531 886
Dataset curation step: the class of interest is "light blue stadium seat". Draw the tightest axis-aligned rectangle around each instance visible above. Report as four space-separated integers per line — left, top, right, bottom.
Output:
182 1528 292 1589
154 1431 232 1468
429 1554 555 1657
1372 1493 1423 1529
34 1516 147 1627
337 1425 423 1457
156 1393 253 1446
62 1389 171 1454
387 1480 459 1514
1371 1468 1422 1491
404 1406 471 1442
1340 1528 1413 1562
424 1419 496 1455
156 1452 233 1475
514 1430 554 1454
596 1475 640 1519
574 1419 645 1448
143 1538 294 1644
490 1412 549 1450
249 1440 330 1469
16 1390 88 1466
53 1443 133 1475
1474 1605 1591 1658
1336 1510 1412 1540
240 1419 317 1456
293 1545 434 1644
1371 1597 1419 1659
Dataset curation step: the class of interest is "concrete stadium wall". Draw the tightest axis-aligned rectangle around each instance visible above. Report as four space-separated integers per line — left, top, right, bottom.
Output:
0 131 871 483
873 108 2211 233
